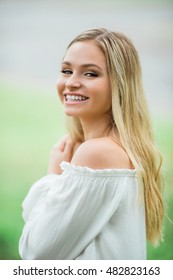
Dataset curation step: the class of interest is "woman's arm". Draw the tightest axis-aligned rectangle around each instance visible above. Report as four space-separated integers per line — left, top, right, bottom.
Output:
19 168 127 260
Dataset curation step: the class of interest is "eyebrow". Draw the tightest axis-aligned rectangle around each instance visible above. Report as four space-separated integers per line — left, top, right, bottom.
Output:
61 61 103 71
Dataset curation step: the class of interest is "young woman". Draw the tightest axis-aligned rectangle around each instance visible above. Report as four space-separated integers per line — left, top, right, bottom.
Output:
19 28 164 260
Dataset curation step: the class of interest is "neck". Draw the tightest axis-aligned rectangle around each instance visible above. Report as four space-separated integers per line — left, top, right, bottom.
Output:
80 115 113 141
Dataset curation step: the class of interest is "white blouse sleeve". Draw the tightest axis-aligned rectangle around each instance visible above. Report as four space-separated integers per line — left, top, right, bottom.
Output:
19 161 135 260
21 174 58 222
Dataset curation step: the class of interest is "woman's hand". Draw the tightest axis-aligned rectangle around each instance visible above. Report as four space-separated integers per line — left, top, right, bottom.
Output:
48 135 75 175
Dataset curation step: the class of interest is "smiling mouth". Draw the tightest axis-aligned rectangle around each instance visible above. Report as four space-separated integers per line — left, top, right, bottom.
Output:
65 94 89 102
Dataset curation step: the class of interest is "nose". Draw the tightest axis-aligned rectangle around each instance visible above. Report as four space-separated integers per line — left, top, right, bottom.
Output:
65 74 81 89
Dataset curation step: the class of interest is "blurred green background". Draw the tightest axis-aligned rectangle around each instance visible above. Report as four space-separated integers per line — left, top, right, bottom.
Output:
0 0 173 259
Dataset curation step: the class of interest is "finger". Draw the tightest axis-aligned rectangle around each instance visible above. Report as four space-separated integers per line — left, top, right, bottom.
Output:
60 135 74 151
58 139 66 152
64 138 74 154
55 135 69 151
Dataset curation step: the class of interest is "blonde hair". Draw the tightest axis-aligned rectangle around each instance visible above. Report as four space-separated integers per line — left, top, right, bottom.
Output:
65 28 164 245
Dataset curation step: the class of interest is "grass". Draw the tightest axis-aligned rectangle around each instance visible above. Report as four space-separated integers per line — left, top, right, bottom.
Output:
0 83 172 259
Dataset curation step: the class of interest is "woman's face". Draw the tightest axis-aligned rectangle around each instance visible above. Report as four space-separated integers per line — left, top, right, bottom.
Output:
57 40 112 120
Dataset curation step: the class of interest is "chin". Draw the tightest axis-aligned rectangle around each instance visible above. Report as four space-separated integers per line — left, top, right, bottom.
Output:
64 110 79 117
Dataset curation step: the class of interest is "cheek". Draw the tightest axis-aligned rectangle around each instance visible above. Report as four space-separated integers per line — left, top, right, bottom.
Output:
96 81 112 103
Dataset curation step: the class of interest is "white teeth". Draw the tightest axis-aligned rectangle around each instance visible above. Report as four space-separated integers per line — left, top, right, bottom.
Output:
66 95 88 101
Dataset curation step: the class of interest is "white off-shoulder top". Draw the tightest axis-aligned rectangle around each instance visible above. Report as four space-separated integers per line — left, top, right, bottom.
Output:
19 161 146 260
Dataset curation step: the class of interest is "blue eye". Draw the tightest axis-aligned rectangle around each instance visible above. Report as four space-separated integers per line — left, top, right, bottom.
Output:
61 69 72 74
85 72 98 77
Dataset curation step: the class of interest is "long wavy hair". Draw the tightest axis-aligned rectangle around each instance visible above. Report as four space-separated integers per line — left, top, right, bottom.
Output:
65 28 164 245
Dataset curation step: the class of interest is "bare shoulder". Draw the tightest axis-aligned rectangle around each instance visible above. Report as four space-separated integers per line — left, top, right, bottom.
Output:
71 137 134 170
